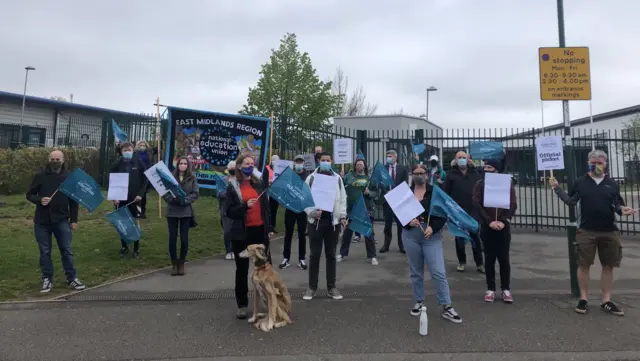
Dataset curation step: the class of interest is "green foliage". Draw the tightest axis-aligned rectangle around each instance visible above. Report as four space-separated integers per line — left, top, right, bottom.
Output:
620 114 640 160
240 33 340 131
0 147 99 195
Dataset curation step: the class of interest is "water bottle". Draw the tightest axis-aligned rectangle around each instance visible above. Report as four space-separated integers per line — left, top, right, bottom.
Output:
419 306 428 336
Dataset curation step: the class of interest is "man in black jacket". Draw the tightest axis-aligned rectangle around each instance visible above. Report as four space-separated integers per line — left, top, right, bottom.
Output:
26 150 85 293
550 150 635 316
444 151 484 273
380 149 409 253
109 142 149 259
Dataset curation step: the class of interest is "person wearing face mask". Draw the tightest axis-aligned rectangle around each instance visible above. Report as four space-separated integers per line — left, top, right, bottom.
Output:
403 164 462 323
444 151 484 273
26 150 86 293
550 150 635 316
263 155 281 233
225 154 274 319
218 161 236 260
302 152 347 301
109 142 149 259
279 155 310 270
162 157 199 276
472 157 517 304
380 149 409 254
427 155 446 187
337 158 379 265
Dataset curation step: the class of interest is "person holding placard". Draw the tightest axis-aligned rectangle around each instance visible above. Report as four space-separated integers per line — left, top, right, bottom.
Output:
109 142 149 259
279 155 310 270
263 154 281 233
426 155 446 187
402 164 462 323
381 149 409 254
303 152 347 301
550 150 635 316
225 154 274 319
472 158 517 304
162 157 199 276
26 150 86 293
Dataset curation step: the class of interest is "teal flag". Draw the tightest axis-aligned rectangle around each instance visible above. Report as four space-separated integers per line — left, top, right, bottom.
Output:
111 119 128 143
267 167 315 213
348 193 373 237
59 168 104 213
429 185 479 245
106 206 141 243
370 161 392 189
469 141 503 160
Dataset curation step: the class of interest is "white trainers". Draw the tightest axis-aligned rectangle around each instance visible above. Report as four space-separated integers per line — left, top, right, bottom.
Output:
371 257 379 265
336 255 345 262
224 253 233 260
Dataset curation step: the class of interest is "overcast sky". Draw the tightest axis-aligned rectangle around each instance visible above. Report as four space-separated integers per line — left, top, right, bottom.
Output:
1 0 638 129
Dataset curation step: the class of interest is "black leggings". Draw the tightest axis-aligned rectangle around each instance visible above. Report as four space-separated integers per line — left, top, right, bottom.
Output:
168 217 190 261
233 226 271 308
480 225 511 291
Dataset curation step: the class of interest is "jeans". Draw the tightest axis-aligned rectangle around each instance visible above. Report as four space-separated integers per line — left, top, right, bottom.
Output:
339 217 376 258
307 217 340 290
402 225 452 305
168 217 190 260
455 233 484 267
283 209 307 261
34 222 77 283
383 202 404 250
269 197 279 230
480 224 512 291
233 225 270 308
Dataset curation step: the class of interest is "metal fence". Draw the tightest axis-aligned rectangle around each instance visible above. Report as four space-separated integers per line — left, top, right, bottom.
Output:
270 125 640 235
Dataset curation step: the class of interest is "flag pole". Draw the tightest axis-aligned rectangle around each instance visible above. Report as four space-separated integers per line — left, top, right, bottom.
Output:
155 96 162 218
269 111 274 161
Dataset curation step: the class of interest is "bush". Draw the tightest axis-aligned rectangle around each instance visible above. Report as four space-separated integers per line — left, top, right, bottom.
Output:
0 147 100 195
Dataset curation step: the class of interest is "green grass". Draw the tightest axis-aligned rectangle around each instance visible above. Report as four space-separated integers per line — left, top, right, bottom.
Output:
0 192 228 301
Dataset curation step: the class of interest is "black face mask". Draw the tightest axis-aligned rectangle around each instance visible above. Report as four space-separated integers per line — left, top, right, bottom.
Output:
430 160 438 167
49 161 62 171
228 169 235 176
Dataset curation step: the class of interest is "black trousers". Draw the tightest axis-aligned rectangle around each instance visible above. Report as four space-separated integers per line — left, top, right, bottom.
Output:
283 209 307 261
232 225 270 308
117 203 140 252
308 217 339 290
455 232 484 266
480 224 511 291
382 202 404 250
269 197 279 231
167 217 190 261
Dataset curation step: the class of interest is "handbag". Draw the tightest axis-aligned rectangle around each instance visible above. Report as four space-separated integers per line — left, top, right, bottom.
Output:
189 205 198 228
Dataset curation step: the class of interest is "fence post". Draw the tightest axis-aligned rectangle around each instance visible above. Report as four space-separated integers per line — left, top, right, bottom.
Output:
356 130 367 159
98 118 109 186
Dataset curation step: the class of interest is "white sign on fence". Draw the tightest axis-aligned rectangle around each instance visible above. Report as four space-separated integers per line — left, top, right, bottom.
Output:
535 136 565 170
333 138 353 165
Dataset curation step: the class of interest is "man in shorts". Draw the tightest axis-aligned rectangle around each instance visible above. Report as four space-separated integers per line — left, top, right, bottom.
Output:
550 150 635 316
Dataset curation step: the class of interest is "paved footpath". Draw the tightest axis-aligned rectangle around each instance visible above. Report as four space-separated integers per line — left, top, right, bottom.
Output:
1 225 640 361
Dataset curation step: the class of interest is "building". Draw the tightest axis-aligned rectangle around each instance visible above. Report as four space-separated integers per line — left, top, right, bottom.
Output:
0 90 154 149
333 114 444 166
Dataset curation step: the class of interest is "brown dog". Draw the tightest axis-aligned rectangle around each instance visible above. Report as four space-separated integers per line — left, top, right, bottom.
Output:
238 244 292 332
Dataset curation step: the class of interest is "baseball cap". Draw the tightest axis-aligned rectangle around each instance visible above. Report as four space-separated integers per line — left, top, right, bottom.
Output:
429 155 439 162
294 154 305 162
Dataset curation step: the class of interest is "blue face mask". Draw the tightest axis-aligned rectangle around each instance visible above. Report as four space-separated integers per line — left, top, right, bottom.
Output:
457 158 467 167
294 164 304 172
386 157 394 164
122 151 133 160
319 161 332 171
241 166 254 177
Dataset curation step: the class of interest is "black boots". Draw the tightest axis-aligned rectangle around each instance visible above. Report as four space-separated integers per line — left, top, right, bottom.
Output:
171 260 178 276
177 261 185 276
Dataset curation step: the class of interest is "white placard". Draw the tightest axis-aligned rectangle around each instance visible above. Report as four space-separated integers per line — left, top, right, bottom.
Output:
144 160 177 197
310 173 338 212
383 182 425 226
108 173 130 201
536 136 565 170
273 160 294 179
483 173 512 209
333 138 353 165
303 154 316 171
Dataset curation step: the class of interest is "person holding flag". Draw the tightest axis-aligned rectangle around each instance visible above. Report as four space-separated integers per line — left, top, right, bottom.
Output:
279 155 310 270
403 164 462 323
225 154 274 320
109 142 149 259
337 158 378 265
427 155 446 186
26 150 86 293
472 158 517 303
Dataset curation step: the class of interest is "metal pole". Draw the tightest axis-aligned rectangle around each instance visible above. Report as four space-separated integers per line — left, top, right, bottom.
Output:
557 0 580 298
156 96 162 218
426 91 430 122
589 100 595 150
19 68 32 146
541 101 546 183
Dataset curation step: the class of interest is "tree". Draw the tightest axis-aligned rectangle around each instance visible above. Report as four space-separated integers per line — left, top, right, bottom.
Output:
331 66 377 117
620 114 640 160
50 96 68 102
240 33 339 140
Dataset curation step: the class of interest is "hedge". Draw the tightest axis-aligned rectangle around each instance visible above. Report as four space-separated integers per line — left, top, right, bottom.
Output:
0 147 100 195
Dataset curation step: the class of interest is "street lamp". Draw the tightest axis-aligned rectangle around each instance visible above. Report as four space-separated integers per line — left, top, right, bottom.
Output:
19 66 36 146
425 86 438 122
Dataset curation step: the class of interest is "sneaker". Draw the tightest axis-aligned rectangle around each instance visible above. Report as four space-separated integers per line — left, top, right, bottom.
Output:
352 236 361 243
224 252 233 260
456 264 465 272
328 288 343 300
133 251 140 259
477 265 485 273
484 290 496 303
371 257 379 266
336 255 345 262
601 301 624 316
298 260 307 270
236 307 248 319
442 306 462 324
302 289 316 301
279 259 291 269
502 290 513 303
40 278 53 293
575 299 588 314
410 302 424 316
68 278 86 290
119 247 129 258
